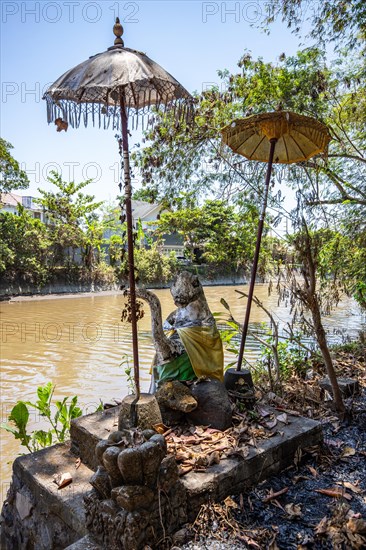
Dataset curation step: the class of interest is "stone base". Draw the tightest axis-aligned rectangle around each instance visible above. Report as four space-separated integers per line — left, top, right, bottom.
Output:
0 442 93 550
181 411 323 520
118 393 163 431
1 405 323 549
70 405 122 470
320 377 360 397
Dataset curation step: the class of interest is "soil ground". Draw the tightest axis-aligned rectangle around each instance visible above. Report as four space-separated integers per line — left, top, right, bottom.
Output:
175 343 366 550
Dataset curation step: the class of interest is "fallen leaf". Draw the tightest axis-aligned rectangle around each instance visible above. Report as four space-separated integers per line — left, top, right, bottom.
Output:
207 451 221 466
257 406 271 418
307 465 318 477
53 472 72 489
336 481 363 494
178 464 193 476
75 458 81 470
346 518 366 534
285 503 302 518
314 516 329 535
341 446 356 458
315 487 352 500
294 447 302 467
277 413 289 424
224 496 238 509
153 423 168 434
265 418 278 429
292 475 310 484
263 487 288 503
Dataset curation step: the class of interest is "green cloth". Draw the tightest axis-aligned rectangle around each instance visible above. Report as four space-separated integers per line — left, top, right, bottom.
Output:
155 325 224 385
156 352 196 385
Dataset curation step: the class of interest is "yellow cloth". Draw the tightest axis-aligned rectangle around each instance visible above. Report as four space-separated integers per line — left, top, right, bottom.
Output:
177 325 224 382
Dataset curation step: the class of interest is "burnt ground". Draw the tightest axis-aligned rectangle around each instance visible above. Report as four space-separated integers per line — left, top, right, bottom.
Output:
175 346 366 550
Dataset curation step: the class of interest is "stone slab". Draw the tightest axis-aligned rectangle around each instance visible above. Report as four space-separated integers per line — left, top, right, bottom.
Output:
70 405 121 470
181 411 322 520
319 377 360 397
12 442 93 538
65 534 103 549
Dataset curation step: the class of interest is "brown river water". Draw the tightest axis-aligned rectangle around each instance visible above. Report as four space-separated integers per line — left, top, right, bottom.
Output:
0 284 363 502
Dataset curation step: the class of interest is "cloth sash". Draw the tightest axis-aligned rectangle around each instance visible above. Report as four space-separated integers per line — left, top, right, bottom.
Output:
155 326 224 383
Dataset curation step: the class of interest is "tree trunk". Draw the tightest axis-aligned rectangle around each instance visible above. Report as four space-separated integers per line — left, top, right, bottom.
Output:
310 295 345 414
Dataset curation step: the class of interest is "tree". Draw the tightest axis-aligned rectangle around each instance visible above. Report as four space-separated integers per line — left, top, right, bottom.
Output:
0 138 29 194
279 225 347 413
134 47 365 306
36 173 103 267
155 199 272 274
263 0 366 52
0 207 50 285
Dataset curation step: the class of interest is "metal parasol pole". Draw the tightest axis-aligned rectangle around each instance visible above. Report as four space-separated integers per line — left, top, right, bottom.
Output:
237 137 277 371
120 90 140 399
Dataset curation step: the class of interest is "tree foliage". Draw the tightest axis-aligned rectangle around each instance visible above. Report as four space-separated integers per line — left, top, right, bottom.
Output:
263 0 366 52
0 207 50 284
155 199 272 274
0 138 29 194
35 172 104 267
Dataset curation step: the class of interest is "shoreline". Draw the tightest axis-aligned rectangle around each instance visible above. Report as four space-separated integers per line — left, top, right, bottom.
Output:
0 278 251 303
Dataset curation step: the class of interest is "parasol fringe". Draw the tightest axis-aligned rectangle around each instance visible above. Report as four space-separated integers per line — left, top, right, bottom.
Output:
43 93 194 131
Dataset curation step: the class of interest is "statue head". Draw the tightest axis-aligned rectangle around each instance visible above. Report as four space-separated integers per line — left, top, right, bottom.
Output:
170 271 204 308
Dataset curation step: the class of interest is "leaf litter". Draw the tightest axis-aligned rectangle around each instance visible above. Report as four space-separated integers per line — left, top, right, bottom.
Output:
176 346 366 549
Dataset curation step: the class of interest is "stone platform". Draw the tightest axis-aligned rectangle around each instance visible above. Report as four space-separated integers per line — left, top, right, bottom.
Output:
1 406 323 549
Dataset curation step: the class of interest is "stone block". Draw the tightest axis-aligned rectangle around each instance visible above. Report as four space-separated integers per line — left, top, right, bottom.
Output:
181 411 322 520
65 534 103 549
319 377 360 397
70 405 122 470
1 442 94 549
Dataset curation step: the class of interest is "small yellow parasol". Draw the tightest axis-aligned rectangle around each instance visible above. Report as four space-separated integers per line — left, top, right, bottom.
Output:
221 111 331 372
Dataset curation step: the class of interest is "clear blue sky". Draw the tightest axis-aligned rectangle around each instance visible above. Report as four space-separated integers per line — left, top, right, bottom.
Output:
1 0 312 203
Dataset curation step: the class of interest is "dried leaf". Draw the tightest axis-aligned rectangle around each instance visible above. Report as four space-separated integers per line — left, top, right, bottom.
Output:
75 458 81 470
346 518 366 534
315 487 352 500
224 496 238 509
178 464 193 476
277 413 289 424
341 446 356 458
294 447 302 467
314 516 329 535
292 475 310 484
263 487 288 503
265 418 278 429
285 503 302 518
257 406 271 418
153 423 167 434
307 465 318 477
53 472 72 490
337 481 363 494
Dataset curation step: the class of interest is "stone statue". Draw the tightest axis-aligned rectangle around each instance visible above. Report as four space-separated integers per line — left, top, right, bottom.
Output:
136 271 224 389
136 272 232 430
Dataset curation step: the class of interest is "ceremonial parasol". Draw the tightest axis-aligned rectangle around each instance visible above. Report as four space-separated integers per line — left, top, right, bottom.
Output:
43 19 192 399
221 111 331 373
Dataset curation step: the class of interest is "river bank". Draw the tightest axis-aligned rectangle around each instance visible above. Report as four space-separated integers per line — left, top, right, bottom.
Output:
0 272 249 301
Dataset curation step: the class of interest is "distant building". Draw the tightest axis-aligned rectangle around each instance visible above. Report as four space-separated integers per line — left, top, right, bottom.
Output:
0 193 47 223
104 200 184 256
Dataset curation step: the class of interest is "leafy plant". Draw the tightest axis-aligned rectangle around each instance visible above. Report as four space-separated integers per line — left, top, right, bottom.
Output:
120 354 136 394
1 382 83 453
